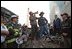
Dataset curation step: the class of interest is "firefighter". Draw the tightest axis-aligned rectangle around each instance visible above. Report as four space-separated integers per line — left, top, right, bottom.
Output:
5 15 21 48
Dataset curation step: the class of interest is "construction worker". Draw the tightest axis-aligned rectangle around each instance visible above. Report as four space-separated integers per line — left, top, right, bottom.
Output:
5 15 21 48
38 12 50 39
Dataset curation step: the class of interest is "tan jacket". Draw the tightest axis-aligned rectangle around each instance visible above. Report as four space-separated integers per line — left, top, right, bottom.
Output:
29 15 37 25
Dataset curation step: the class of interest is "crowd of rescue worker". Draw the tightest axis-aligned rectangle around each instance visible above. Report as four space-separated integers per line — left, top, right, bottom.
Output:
1 9 71 48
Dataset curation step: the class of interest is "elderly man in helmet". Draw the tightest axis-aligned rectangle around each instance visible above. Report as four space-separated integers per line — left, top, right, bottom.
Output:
6 15 21 48
38 12 50 39
61 13 71 48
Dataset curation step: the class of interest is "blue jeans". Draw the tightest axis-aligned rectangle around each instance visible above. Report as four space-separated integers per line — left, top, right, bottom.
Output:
39 24 50 38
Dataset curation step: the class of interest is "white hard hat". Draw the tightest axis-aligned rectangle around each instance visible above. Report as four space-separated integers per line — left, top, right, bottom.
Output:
11 15 18 20
11 15 18 18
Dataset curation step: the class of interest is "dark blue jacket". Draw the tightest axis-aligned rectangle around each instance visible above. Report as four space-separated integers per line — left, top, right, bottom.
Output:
53 18 61 29
38 17 48 26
